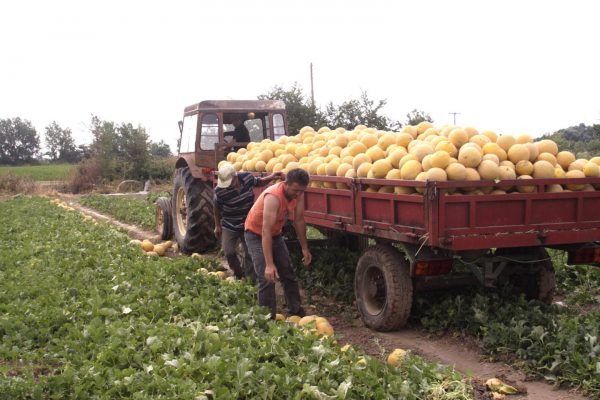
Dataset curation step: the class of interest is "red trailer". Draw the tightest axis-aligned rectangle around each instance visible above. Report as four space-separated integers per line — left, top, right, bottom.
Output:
300 175 600 331
162 100 600 332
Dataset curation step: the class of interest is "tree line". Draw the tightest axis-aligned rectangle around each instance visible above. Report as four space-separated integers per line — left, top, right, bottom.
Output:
0 117 171 166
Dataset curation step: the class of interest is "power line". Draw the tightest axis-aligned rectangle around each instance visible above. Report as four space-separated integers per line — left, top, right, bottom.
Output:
448 112 461 125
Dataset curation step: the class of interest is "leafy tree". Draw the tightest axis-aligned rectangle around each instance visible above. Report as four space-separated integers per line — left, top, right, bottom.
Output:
44 121 78 162
405 109 433 126
323 91 400 131
0 117 40 165
150 140 172 157
258 84 326 135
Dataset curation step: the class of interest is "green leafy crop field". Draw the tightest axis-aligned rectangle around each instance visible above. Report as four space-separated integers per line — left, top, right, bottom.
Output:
0 163 75 181
79 194 157 230
0 197 473 399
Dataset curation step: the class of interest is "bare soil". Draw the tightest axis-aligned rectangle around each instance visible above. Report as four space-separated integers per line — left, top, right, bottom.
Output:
61 194 589 400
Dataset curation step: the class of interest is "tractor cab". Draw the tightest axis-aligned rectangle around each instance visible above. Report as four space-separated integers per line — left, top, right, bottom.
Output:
177 100 288 179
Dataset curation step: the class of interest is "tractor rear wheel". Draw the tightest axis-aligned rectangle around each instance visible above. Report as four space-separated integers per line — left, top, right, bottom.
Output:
355 244 413 331
172 167 216 254
155 196 173 240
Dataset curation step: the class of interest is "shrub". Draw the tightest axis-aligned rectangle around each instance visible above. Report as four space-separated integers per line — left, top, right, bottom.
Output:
0 172 37 194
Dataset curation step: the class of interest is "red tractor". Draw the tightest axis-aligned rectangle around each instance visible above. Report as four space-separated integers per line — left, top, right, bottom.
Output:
155 100 289 254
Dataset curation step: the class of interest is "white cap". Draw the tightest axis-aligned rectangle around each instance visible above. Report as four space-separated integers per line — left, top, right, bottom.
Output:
217 163 236 188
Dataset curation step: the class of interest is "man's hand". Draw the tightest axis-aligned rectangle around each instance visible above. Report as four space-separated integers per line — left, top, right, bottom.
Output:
264 263 279 283
214 225 222 239
302 247 312 266
274 171 285 180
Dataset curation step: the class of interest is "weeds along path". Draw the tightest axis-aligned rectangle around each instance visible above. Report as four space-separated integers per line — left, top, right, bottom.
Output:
64 194 590 400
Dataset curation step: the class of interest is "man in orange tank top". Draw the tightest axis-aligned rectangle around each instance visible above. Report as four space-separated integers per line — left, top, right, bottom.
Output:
244 168 312 319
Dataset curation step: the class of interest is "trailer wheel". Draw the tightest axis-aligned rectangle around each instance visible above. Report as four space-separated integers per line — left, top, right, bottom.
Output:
172 167 216 254
355 244 413 331
497 247 556 304
155 196 173 240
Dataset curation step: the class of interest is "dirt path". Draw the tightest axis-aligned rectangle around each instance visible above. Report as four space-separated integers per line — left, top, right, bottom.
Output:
64 195 589 400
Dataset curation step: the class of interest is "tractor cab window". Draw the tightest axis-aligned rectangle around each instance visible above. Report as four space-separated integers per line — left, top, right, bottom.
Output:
181 114 198 153
274 113 286 139
200 113 219 150
223 113 264 144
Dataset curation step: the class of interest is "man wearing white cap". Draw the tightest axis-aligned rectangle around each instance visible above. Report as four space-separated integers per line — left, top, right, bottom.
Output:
214 163 282 282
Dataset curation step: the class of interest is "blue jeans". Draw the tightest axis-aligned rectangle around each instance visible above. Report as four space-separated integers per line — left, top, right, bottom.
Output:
244 230 305 319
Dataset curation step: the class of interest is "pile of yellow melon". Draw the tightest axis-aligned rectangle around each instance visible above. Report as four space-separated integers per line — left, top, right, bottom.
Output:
224 122 600 195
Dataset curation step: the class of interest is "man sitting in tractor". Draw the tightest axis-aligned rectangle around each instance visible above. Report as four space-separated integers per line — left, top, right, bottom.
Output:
213 163 282 282
244 168 312 319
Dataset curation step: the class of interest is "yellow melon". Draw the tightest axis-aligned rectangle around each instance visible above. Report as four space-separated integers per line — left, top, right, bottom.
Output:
565 170 586 191
507 144 530 164
496 135 516 152
517 175 536 193
409 143 435 162
478 160 500 180
515 160 534 176
416 121 434 135
546 184 563 193
462 168 481 192
458 147 482 168
481 130 498 142
141 240 154 252
356 162 373 178
255 160 267 172
498 165 516 180
515 134 533 144
446 163 467 181
395 186 415 194
556 151 576 169
537 152 557 166
400 160 423 180
414 171 428 193
536 139 559 156
398 154 418 169
377 133 396 150
378 186 394 193
336 163 353 177
426 167 447 181
347 141 367 157
366 146 386 162
448 129 469 148
316 163 327 176
482 142 507 161
352 153 371 170
491 189 507 195
371 159 393 178
387 148 407 168
554 166 566 178
421 155 433 171
387 348 407 367
568 160 586 171
386 169 402 179
435 140 458 157
470 134 491 148
325 160 340 176
482 153 500 166
360 133 378 148
401 125 418 139
583 162 600 177
430 151 451 169
499 161 516 171
396 133 414 148
532 160 555 179
525 143 539 162
590 156 600 166
464 126 479 137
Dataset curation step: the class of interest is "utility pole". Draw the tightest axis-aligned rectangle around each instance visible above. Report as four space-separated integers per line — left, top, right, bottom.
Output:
310 62 315 110
449 112 461 125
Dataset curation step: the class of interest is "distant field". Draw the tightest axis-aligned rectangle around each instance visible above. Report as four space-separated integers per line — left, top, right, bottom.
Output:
0 163 75 181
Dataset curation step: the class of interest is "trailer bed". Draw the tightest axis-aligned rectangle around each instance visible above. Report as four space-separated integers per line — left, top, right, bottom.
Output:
302 176 600 251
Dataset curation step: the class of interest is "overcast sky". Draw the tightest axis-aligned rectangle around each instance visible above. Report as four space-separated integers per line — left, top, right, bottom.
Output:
1 0 599 152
